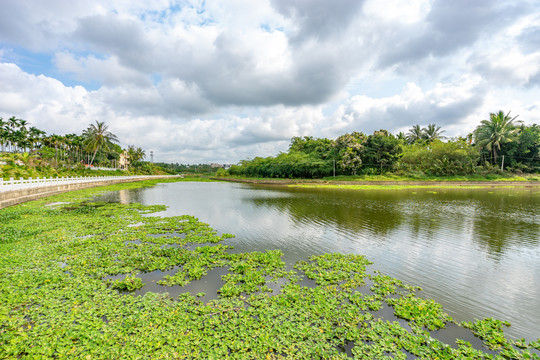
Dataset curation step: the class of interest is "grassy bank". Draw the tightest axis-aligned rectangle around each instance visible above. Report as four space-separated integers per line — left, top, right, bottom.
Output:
220 173 540 183
288 184 511 190
321 173 540 182
215 176 540 190
1 180 539 359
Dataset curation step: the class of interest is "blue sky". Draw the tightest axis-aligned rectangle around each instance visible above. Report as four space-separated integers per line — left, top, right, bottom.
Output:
1 0 539 163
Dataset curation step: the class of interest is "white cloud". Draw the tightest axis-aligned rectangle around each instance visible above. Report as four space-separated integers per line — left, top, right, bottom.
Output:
363 0 431 24
54 51 150 86
0 0 540 163
0 63 93 133
323 77 485 137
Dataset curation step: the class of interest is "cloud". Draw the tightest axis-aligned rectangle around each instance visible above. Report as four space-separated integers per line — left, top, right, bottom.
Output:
73 13 154 71
378 0 530 70
54 51 150 87
270 0 365 43
323 77 485 137
1 0 540 164
517 25 540 54
0 63 93 134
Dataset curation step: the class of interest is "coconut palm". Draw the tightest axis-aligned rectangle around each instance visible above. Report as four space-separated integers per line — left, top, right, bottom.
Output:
423 123 445 142
127 145 146 169
474 110 521 163
83 121 119 166
406 125 424 144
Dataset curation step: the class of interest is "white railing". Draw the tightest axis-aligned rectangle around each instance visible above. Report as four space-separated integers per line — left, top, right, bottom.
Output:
0 175 174 193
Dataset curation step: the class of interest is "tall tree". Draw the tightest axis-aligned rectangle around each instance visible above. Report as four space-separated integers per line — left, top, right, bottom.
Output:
406 125 424 144
334 132 365 175
0 117 6 152
83 121 119 166
127 145 146 167
474 110 521 164
423 123 445 142
6 116 21 151
363 130 403 174
28 126 46 153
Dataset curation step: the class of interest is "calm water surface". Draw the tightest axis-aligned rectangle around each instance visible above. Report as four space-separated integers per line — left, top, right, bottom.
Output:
101 182 540 341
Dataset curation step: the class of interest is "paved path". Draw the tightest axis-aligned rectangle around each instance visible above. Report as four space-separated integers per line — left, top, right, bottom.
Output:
0 175 181 209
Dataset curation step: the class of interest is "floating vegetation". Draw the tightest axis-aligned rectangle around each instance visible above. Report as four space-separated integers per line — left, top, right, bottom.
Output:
0 179 539 359
110 273 146 291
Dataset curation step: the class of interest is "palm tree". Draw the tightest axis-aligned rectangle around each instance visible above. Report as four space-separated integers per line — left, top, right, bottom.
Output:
127 145 146 168
46 134 63 165
474 110 521 163
423 123 445 142
135 147 145 162
28 127 46 153
83 121 119 166
406 125 424 144
6 116 20 152
0 117 7 152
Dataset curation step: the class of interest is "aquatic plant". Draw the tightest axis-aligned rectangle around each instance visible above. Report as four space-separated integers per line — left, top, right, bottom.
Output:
1 179 539 359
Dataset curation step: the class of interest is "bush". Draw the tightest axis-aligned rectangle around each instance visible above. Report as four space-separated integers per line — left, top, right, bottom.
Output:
399 140 479 176
215 168 228 177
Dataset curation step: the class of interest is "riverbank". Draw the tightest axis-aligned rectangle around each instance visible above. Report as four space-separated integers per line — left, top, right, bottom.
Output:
214 176 540 188
1 179 538 358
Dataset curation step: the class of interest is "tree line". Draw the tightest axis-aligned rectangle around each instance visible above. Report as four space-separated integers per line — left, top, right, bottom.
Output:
0 116 148 171
229 110 540 178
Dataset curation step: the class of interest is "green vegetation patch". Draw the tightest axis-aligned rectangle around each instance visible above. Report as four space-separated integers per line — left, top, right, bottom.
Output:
1 180 539 359
288 184 496 190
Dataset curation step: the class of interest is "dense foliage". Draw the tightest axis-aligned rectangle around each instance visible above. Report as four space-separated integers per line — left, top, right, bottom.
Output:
229 112 540 179
154 163 222 175
1 180 538 358
0 116 162 178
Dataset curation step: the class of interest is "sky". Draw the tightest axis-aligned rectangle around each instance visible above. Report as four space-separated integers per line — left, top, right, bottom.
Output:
1 0 540 164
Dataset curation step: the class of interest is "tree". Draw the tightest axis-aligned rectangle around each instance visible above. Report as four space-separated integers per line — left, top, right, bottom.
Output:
289 136 334 159
423 123 445 142
127 145 146 168
498 124 540 171
334 132 365 175
406 125 424 144
363 130 403 174
28 126 46 153
83 121 119 166
0 117 6 152
474 110 521 164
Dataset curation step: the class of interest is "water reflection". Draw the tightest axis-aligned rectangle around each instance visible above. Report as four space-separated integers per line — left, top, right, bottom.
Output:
95 182 540 341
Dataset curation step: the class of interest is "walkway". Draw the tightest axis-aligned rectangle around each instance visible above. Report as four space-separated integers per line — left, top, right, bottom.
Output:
0 175 180 209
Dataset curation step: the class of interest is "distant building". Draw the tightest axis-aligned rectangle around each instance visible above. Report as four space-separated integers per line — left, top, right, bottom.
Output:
119 150 129 170
210 163 224 168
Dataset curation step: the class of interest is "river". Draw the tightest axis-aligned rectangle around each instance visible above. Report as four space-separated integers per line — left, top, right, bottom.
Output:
99 181 540 341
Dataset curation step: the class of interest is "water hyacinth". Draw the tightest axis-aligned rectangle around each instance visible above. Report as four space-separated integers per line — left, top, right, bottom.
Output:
0 179 538 359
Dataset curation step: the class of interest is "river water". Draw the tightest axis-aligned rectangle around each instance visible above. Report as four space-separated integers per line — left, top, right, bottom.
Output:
100 181 540 341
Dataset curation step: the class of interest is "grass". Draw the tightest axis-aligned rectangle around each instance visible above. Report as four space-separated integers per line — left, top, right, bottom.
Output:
1 179 539 359
288 184 505 190
321 173 539 182
222 173 540 183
